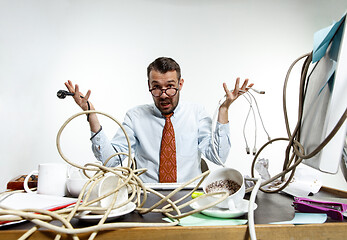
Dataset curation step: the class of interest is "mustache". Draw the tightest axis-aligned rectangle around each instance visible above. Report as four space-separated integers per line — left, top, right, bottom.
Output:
159 99 171 104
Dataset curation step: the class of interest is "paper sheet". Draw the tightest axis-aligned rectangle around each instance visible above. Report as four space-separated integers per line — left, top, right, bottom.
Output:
269 213 327 225
0 192 76 210
163 213 247 226
281 167 322 197
0 192 77 226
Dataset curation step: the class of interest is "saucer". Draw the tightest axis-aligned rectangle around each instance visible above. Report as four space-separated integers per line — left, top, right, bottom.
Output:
190 198 257 218
75 202 136 222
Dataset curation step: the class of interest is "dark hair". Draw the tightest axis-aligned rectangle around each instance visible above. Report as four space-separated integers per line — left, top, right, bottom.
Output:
147 57 181 80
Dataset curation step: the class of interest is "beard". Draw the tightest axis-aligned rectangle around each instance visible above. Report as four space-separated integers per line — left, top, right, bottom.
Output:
154 93 179 115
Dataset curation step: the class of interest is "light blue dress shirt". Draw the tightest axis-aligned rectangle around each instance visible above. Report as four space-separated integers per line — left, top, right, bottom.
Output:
91 101 231 183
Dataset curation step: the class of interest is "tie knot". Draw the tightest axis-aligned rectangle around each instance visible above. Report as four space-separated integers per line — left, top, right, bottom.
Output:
163 113 174 119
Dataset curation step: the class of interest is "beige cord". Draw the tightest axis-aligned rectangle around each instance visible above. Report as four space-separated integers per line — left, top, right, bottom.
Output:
4 53 344 238
249 52 347 193
0 110 229 240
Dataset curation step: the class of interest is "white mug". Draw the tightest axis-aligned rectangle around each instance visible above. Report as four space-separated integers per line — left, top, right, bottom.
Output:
202 168 245 210
68 161 102 179
66 177 89 198
88 173 128 214
66 162 102 198
24 163 68 196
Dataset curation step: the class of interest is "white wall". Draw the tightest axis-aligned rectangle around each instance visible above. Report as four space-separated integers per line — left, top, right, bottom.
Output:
1 0 346 192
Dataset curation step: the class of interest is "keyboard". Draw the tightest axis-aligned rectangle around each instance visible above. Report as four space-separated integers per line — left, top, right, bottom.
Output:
143 182 202 190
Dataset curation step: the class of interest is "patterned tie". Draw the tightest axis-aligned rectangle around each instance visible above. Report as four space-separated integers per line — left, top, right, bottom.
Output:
159 113 177 183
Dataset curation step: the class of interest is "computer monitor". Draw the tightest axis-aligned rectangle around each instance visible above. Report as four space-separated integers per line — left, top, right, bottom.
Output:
300 16 347 174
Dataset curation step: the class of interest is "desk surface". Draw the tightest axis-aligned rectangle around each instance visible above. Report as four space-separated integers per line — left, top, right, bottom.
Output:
1 189 346 240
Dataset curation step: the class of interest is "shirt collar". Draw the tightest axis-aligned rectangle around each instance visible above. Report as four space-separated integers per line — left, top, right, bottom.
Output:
152 101 182 119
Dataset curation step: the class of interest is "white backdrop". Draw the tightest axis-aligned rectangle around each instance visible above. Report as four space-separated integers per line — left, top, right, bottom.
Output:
1 0 346 192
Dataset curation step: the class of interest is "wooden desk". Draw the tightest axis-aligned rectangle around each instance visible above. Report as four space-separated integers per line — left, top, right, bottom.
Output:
1 189 346 240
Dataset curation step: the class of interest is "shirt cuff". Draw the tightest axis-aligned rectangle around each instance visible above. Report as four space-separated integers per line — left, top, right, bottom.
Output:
90 126 103 142
215 121 230 137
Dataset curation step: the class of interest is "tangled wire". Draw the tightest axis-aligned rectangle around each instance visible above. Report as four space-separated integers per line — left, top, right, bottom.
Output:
0 110 229 240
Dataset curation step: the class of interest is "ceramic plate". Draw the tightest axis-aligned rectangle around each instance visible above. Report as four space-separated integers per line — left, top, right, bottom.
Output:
190 198 257 218
75 202 136 222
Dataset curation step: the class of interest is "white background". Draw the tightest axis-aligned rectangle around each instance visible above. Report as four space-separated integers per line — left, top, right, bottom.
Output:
1 0 346 192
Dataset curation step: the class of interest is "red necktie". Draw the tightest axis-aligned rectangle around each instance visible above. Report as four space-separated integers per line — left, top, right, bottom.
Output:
159 113 177 183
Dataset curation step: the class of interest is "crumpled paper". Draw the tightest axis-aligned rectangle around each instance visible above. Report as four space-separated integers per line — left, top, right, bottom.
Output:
249 158 322 197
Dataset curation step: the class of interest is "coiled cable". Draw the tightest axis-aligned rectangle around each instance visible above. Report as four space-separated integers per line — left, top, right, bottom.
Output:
250 52 347 194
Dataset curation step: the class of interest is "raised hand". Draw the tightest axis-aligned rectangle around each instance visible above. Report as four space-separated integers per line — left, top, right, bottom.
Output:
218 78 254 124
220 78 254 109
64 80 93 111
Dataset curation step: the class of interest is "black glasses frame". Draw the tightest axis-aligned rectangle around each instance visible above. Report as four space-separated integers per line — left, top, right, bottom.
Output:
149 87 179 97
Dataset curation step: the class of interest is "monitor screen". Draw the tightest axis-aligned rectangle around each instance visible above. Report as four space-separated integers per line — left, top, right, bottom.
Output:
300 17 347 174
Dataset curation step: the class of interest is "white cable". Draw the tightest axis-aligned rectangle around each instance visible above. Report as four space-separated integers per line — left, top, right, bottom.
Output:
242 90 272 155
249 95 258 155
250 88 265 94
209 88 255 166
245 177 262 240
211 87 263 162
247 91 271 142
240 92 253 154
243 103 252 154
210 87 263 240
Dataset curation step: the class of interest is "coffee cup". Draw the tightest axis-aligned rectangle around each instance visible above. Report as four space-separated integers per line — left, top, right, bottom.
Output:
201 168 245 210
68 161 102 179
66 177 89 198
87 173 128 214
24 163 68 196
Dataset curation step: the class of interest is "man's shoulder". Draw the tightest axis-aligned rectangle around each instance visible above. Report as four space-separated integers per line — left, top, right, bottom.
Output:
179 101 205 112
126 104 155 117
128 103 154 112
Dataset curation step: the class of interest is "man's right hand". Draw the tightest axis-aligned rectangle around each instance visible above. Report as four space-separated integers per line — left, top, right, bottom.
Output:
64 80 94 111
64 80 101 132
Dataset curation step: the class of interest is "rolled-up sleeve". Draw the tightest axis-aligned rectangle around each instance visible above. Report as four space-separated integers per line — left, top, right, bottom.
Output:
90 129 122 167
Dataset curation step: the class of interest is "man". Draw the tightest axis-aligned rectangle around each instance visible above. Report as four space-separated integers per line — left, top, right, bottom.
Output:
64 57 252 183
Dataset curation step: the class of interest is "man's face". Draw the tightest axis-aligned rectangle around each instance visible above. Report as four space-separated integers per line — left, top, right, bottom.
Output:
148 70 184 115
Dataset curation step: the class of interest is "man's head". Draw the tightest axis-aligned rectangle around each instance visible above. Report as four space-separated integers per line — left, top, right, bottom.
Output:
147 57 184 115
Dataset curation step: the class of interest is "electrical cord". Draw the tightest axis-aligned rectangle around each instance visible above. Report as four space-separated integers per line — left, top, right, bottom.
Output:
240 91 259 155
245 177 262 240
247 91 271 142
243 96 253 154
0 110 230 240
2 52 345 239
239 90 269 155
210 51 346 239
250 97 258 155
250 52 347 194
211 89 267 240
249 52 314 193
211 87 268 166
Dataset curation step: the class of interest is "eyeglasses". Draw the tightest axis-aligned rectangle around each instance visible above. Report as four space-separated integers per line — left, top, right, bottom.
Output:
149 87 179 97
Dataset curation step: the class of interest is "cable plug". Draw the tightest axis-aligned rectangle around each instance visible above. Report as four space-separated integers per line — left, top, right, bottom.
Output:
239 88 265 94
246 147 250 154
252 147 257 155
250 88 265 94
